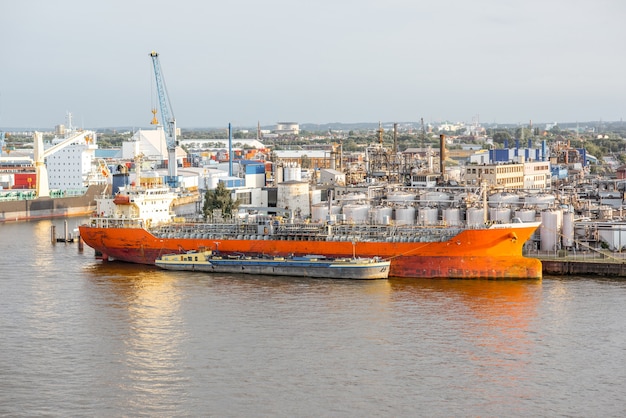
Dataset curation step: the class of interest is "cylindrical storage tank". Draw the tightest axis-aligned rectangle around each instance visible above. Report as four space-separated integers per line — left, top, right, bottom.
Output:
540 210 560 251
443 207 461 226
562 211 575 247
525 193 555 209
343 203 370 223
417 207 438 226
283 165 302 182
394 206 416 225
514 208 537 222
386 191 416 203
421 191 451 207
370 206 393 225
311 203 328 223
466 207 485 227
489 192 521 208
489 207 511 223
277 181 310 218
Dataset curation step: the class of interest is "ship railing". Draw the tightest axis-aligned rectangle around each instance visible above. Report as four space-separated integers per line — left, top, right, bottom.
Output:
147 219 464 242
275 223 325 235
151 221 256 238
325 224 463 242
90 217 145 229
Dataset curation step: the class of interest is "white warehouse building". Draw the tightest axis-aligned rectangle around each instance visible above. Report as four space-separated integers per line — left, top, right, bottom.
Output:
275 122 299 135
46 134 98 190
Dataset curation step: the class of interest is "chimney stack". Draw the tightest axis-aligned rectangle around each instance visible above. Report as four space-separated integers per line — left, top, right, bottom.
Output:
439 134 446 180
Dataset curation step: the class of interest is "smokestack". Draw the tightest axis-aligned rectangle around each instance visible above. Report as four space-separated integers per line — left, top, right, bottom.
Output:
228 122 233 177
393 123 398 154
439 134 446 180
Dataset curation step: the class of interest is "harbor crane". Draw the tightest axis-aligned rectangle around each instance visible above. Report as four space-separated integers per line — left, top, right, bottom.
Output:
149 51 179 187
33 129 95 197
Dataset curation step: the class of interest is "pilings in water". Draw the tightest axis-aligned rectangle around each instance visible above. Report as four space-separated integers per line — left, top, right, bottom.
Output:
50 220 81 248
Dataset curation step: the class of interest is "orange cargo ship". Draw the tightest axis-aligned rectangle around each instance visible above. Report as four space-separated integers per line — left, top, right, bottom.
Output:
78 185 542 279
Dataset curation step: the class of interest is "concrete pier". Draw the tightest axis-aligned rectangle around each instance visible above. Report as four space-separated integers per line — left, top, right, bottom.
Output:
536 251 626 277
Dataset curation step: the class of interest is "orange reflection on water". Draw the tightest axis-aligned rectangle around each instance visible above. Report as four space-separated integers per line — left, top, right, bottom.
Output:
389 279 543 393
85 262 188 410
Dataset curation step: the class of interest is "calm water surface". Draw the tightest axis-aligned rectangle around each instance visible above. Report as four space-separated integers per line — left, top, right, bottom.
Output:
1 219 626 417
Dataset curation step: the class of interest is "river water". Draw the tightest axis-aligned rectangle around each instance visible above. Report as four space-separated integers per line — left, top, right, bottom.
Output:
1 218 626 417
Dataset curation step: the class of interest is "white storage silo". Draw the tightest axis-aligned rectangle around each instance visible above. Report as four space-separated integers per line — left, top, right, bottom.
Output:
311 203 329 223
540 210 561 251
525 193 555 209
514 208 537 222
386 191 416 203
343 203 371 223
562 211 575 248
370 206 393 225
443 207 461 226
489 207 511 223
422 191 451 207
489 192 521 208
418 207 438 225
283 164 302 182
394 206 416 225
277 180 310 218
466 207 486 227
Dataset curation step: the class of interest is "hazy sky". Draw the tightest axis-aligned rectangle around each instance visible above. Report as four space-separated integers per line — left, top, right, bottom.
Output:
1 0 625 129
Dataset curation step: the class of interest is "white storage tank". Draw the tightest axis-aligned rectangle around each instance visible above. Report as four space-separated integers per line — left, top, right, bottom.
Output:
421 191 451 207
514 208 537 222
386 191 416 203
418 207 438 225
277 181 310 218
540 210 561 251
283 164 302 182
489 207 511 223
311 203 328 223
466 207 485 227
562 211 575 247
343 203 370 223
311 202 341 222
443 207 461 226
370 206 393 225
489 192 521 208
525 193 555 209
394 205 416 225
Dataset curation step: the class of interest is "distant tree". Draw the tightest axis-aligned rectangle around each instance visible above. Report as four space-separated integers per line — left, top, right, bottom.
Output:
492 131 512 145
515 127 534 141
300 154 311 169
202 182 239 220
549 125 562 135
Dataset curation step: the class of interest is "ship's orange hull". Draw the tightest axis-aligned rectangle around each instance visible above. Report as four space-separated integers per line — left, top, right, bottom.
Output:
78 223 542 279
